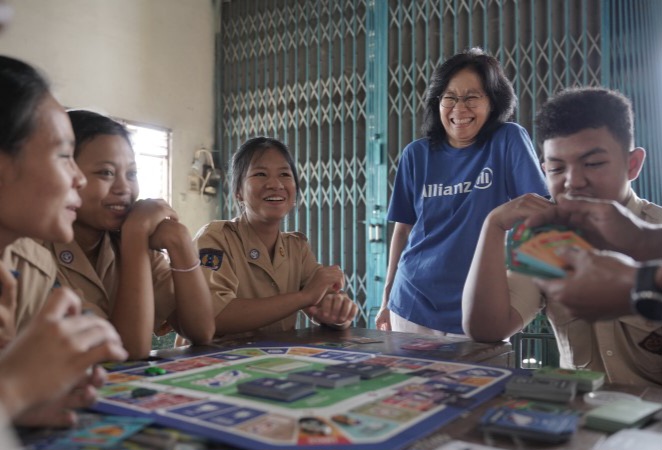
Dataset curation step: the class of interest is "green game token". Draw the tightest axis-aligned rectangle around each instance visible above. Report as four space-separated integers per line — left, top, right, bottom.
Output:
144 366 167 376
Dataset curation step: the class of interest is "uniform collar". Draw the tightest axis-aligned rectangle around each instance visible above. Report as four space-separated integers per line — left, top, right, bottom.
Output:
625 189 662 224
2 238 54 276
234 215 287 270
625 189 644 217
51 232 115 287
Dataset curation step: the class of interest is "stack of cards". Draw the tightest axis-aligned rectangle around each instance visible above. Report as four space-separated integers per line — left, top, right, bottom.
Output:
532 367 604 392
505 375 577 403
480 406 579 443
584 400 662 433
287 370 360 388
500 398 578 416
506 221 593 278
326 362 390 379
237 377 316 402
592 429 662 450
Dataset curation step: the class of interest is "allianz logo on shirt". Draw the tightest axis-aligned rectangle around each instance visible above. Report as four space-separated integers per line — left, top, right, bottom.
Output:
421 167 493 198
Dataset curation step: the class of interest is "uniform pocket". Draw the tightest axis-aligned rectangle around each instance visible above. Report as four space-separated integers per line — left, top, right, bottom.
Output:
619 316 662 377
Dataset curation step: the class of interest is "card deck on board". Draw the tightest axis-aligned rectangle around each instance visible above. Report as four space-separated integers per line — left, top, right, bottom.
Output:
532 367 605 392
325 362 390 379
480 406 579 443
236 377 316 402
505 375 577 403
287 369 360 388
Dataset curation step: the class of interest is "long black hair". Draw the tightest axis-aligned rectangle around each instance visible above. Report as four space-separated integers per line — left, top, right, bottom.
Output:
0 55 50 156
67 110 131 158
421 48 516 146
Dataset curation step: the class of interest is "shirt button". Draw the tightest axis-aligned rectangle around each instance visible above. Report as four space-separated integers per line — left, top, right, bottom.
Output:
606 350 614 356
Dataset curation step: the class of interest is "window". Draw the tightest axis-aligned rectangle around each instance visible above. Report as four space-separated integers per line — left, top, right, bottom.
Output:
121 121 171 203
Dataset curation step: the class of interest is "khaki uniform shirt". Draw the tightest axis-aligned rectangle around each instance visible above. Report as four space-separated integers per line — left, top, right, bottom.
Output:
509 191 662 386
0 405 20 450
195 216 320 339
1 238 57 333
45 232 175 332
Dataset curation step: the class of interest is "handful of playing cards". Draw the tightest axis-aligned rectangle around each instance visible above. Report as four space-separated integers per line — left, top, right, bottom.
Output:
506 221 593 278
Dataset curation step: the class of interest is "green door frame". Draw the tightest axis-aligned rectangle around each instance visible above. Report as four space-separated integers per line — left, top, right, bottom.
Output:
365 0 389 324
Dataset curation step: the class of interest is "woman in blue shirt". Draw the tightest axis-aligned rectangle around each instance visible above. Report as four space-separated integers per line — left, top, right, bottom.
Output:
376 48 548 335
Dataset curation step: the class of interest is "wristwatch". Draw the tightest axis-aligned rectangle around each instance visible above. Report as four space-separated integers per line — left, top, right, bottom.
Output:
631 265 662 321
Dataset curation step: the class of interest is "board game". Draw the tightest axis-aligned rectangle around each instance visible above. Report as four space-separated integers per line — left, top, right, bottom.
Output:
96 344 513 449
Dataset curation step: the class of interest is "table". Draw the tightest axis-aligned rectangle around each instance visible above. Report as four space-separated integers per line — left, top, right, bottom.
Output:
159 326 514 368
20 326 662 450
150 326 516 449
151 326 662 450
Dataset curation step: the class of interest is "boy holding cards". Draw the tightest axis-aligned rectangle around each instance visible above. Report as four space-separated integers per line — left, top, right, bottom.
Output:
529 197 662 322
462 87 662 386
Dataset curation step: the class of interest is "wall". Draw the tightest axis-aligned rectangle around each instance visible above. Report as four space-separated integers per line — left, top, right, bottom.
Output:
0 0 218 234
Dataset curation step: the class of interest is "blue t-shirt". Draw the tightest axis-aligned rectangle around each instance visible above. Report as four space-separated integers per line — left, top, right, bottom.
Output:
387 122 548 333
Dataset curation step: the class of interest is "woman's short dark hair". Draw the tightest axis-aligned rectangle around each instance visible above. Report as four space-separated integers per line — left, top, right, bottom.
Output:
422 48 516 146
231 136 300 202
0 55 51 157
535 87 634 152
67 110 131 158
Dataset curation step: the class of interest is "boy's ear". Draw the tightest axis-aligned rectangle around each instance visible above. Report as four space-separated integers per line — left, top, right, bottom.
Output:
627 147 646 181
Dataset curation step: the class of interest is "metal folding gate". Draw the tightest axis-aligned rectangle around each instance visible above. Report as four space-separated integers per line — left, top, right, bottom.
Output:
214 0 659 328
603 0 662 204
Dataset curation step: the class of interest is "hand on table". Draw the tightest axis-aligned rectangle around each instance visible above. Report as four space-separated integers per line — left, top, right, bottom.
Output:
375 307 391 331
304 291 358 329
300 265 345 307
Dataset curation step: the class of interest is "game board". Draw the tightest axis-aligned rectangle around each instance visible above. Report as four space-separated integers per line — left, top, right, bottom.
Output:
96 345 513 450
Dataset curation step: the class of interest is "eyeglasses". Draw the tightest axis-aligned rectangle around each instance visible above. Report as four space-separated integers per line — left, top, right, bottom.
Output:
439 94 486 109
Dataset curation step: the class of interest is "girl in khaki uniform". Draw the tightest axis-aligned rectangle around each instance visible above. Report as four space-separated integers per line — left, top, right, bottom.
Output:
0 56 126 432
46 110 214 360
196 137 358 338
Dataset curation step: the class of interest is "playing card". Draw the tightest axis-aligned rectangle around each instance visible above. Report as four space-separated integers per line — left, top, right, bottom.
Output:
236 377 316 402
506 221 593 279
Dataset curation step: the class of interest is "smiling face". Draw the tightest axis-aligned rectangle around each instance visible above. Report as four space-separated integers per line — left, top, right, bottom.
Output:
542 126 643 205
74 134 138 233
238 147 297 225
0 94 86 246
439 68 491 148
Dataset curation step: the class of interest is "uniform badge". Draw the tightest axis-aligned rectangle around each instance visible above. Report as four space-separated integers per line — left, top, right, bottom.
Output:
59 250 74 264
249 249 260 260
279 247 285 257
199 248 224 271
639 331 662 355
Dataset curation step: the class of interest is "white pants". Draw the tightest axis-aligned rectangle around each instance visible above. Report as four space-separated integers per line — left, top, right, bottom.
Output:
390 310 469 339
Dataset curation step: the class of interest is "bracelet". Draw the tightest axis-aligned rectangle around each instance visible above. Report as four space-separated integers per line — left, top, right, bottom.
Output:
170 261 200 272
